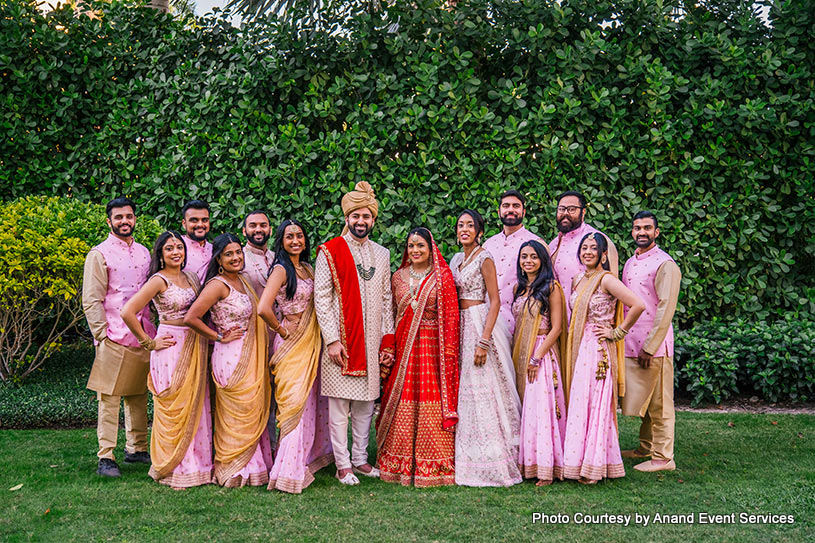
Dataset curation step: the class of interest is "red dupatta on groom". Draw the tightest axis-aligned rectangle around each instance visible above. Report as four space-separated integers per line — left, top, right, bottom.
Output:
316 236 368 376
377 234 460 450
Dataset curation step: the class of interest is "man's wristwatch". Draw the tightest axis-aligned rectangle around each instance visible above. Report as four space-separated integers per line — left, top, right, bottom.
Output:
215 333 223 343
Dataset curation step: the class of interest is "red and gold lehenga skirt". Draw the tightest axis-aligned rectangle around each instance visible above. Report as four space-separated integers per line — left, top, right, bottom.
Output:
377 316 456 487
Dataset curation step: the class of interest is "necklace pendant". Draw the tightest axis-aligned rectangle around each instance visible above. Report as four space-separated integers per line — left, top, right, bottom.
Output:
410 299 418 310
356 264 376 281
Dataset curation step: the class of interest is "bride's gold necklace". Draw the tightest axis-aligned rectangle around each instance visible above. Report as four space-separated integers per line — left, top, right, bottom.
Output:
408 265 431 310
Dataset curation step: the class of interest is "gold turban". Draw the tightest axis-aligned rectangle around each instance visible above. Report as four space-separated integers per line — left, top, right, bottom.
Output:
341 181 379 218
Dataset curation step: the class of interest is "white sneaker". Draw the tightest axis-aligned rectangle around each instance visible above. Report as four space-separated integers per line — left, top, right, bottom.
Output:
353 465 380 478
335 471 360 485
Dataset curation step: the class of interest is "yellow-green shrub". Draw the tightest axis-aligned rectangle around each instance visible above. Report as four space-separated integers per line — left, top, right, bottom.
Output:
0 196 160 381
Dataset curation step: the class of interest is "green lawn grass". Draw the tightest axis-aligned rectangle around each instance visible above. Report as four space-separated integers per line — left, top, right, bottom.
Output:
2 413 813 542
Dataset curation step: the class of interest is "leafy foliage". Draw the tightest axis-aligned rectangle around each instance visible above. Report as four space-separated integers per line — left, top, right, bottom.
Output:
676 314 815 406
0 196 160 381
1 0 813 327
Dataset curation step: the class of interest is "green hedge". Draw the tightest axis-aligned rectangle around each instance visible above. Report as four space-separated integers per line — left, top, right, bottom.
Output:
1 0 814 327
675 314 815 406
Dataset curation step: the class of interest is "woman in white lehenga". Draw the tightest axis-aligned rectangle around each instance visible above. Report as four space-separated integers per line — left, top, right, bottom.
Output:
450 209 522 487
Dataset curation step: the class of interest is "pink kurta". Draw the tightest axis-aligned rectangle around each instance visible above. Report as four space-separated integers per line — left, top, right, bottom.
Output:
482 226 542 334
182 235 213 284
149 274 212 487
548 223 602 318
94 234 155 347
210 277 273 486
622 246 676 358
243 244 275 298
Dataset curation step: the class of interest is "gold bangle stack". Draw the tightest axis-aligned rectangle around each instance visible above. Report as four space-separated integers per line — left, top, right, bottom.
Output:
138 337 156 351
610 326 629 342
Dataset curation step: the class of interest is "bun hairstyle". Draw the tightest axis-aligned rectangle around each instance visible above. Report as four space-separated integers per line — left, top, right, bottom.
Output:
514 240 554 316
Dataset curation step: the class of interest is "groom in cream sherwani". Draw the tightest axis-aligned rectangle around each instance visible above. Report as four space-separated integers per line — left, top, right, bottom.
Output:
314 182 395 485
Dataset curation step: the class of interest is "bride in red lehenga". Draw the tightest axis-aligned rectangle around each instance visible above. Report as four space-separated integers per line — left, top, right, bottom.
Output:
376 227 460 487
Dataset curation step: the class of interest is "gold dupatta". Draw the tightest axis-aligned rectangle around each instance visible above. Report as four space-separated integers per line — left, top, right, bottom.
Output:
147 272 208 481
510 281 568 403
269 270 322 439
213 275 272 485
376 269 437 451
565 271 626 408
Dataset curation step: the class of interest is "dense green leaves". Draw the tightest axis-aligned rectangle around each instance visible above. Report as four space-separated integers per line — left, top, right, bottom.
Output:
1 0 813 327
0 196 160 381
676 314 815 405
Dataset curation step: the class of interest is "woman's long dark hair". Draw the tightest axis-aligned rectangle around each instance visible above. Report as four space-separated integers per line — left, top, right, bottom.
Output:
272 219 311 300
514 240 554 316
149 230 187 277
578 232 610 272
203 233 243 286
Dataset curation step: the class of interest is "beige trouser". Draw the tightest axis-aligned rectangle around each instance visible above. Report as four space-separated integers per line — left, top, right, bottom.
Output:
96 392 149 460
621 356 675 461
327 397 376 470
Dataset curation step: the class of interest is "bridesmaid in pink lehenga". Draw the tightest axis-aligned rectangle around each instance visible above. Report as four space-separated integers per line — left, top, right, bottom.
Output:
121 231 212 488
185 233 274 488
562 232 644 484
511 240 568 487
259 219 333 494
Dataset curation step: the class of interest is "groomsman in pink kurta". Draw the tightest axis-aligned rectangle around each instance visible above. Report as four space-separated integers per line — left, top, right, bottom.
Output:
180 200 213 283
482 189 545 334
621 211 681 473
83 197 155 477
548 190 619 317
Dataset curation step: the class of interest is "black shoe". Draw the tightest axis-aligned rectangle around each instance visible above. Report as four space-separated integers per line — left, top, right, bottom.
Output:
124 451 151 464
97 458 121 477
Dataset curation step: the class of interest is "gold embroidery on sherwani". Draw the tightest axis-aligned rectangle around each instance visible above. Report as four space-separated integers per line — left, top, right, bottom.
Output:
212 276 271 485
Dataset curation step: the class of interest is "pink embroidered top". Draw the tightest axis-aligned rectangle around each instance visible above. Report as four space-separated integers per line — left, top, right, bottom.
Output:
209 276 252 332
84 233 155 348
570 272 616 327
482 226 543 333
622 245 681 358
182 235 213 284
152 272 197 322
273 265 313 317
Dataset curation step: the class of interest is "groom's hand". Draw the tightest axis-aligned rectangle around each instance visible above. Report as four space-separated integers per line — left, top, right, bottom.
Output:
327 341 347 367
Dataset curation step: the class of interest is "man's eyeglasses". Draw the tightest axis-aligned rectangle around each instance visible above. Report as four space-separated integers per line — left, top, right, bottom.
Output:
556 205 583 214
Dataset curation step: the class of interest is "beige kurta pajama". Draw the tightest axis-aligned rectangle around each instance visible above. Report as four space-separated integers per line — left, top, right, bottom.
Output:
314 233 394 469
83 250 150 461
621 260 681 461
